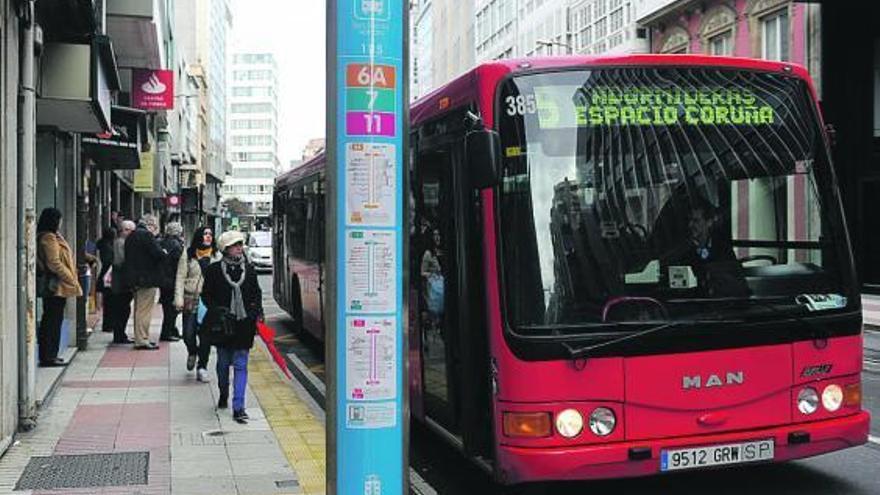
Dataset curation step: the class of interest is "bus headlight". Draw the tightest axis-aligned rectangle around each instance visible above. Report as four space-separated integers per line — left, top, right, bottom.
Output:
588 407 616 437
555 409 584 438
797 387 819 415
822 384 843 412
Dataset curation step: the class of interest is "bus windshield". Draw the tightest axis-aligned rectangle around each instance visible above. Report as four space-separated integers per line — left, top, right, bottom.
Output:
497 67 855 333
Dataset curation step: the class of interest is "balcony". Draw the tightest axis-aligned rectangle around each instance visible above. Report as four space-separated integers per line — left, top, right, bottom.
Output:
106 0 165 69
36 36 120 133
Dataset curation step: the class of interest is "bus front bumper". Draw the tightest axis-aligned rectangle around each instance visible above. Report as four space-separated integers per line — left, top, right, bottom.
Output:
496 411 870 485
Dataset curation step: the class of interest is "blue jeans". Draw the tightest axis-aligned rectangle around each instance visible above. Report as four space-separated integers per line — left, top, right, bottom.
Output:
216 348 249 411
182 311 210 369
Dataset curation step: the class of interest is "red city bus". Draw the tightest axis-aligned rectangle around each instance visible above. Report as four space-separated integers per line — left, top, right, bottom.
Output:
274 55 870 485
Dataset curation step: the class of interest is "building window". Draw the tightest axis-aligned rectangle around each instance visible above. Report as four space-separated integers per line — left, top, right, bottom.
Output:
660 26 690 54
700 5 737 56
709 31 733 56
230 103 273 114
610 7 623 33
762 10 789 61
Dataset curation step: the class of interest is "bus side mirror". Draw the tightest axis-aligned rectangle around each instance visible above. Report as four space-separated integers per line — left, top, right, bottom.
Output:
466 129 501 189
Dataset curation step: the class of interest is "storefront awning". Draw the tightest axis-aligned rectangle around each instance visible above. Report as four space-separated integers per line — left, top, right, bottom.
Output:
82 106 147 170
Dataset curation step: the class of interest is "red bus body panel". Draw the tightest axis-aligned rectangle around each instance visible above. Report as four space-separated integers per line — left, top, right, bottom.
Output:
496 412 869 483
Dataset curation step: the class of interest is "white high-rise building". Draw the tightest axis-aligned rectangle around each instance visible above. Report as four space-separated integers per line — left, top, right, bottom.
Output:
475 0 571 62
412 0 435 100
475 0 648 63
570 0 648 55
225 52 280 223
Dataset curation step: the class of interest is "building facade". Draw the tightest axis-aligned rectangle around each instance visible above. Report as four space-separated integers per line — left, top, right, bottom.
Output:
475 0 517 62
421 0 474 93
636 0 818 65
204 0 233 228
570 0 648 55
174 0 232 233
225 52 280 231
411 0 435 100
0 0 199 455
0 0 23 453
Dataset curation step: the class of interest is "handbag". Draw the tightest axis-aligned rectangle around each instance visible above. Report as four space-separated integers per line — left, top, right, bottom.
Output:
426 272 445 315
36 268 60 298
36 233 60 298
197 299 208 325
202 306 236 345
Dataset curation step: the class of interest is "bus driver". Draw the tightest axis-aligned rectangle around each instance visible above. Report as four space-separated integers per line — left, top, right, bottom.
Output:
667 198 750 298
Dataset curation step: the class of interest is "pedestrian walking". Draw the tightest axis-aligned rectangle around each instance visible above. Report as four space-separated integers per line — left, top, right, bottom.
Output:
174 226 219 382
105 220 136 344
35 208 82 367
96 227 115 318
201 231 263 424
159 222 184 342
125 214 167 350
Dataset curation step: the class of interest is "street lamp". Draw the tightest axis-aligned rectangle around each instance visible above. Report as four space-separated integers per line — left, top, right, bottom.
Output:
536 38 573 55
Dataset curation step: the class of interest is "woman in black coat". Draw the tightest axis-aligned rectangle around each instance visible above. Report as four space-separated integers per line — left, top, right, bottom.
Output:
201 230 263 424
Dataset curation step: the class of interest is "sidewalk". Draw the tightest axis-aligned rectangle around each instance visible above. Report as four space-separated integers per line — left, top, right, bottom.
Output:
0 306 326 495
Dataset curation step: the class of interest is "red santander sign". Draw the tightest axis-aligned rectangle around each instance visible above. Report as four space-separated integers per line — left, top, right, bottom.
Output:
132 69 174 110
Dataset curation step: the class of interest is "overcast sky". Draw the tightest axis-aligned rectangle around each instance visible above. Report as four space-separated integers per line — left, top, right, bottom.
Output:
231 0 326 167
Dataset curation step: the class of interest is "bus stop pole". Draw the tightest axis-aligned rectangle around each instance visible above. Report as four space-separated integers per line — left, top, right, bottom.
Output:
326 1 409 493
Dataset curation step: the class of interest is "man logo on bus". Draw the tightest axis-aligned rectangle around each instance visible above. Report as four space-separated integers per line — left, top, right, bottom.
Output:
682 371 745 390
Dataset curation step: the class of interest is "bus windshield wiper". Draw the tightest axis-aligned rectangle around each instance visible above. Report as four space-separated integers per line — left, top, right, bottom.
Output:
515 322 655 339
559 317 742 360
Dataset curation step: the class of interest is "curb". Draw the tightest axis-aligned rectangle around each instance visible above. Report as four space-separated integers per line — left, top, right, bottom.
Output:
284 351 326 409
35 347 77 410
282 343 437 495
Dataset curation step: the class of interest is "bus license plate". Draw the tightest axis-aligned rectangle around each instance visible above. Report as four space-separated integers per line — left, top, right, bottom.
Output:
660 439 774 472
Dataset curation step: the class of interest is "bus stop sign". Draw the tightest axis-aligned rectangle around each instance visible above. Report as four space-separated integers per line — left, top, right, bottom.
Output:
326 1 408 494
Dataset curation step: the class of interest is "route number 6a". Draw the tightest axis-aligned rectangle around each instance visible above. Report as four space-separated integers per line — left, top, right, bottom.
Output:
506 94 537 116
358 66 389 87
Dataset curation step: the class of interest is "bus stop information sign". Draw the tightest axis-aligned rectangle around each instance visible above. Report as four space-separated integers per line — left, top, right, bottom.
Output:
327 1 407 494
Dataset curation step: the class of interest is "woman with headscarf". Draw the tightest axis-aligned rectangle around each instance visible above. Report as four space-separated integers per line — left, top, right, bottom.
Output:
201 231 263 424
36 208 82 367
174 226 219 382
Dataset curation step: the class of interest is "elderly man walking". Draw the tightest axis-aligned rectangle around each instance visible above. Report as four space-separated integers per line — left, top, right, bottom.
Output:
159 222 185 342
106 220 136 344
125 214 167 350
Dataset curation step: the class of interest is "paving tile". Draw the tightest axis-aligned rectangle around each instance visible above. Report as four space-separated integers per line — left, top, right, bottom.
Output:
171 475 238 495
234 474 304 495
1 318 322 495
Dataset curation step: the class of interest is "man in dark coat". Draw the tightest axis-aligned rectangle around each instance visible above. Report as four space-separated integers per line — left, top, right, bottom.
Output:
158 222 184 342
666 199 749 298
201 230 263 424
125 214 167 350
